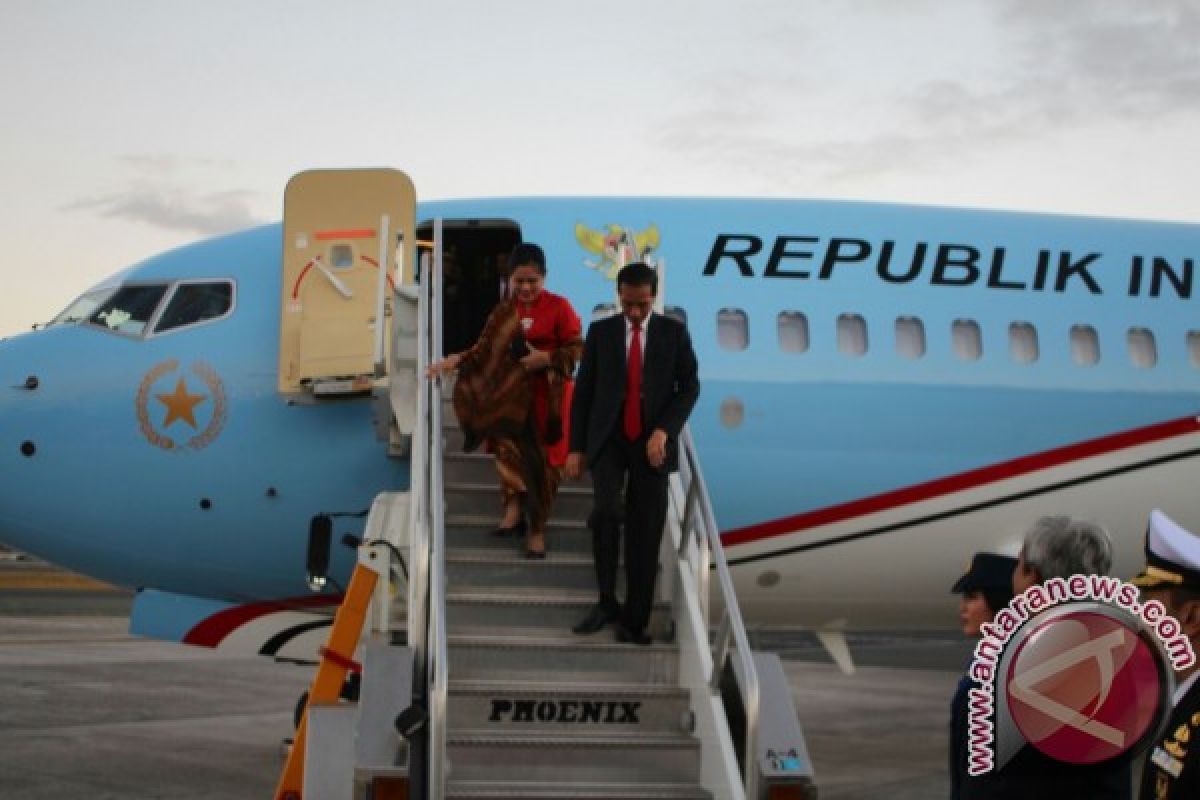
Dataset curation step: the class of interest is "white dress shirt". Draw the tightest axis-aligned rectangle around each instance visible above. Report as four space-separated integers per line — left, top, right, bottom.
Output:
624 310 651 358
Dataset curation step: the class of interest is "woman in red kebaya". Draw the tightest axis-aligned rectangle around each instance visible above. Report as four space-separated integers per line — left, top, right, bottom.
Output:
428 243 583 558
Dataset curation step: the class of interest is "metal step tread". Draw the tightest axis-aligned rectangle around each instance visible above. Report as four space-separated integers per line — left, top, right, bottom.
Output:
446 780 711 799
447 547 594 567
447 481 593 497
447 513 588 530
449 730 700 748
449 679 688 699
449 631 676 655
448 588 669 610
449 587 597 604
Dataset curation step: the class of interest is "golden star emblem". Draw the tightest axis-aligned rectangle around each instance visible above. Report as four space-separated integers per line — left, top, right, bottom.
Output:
155 376 207 429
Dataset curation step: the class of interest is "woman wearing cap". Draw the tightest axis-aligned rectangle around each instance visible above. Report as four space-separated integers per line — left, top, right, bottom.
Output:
949 552 1016 800
428 242 583 559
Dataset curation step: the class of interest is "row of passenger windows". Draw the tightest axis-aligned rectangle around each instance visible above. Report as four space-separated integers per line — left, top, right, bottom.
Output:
53 281 234 337
714 309 1194 369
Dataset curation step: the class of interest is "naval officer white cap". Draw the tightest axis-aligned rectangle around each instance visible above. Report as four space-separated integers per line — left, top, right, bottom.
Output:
1132 509 1200 591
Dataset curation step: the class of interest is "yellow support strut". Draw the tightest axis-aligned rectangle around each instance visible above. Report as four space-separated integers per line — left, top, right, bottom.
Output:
274 554 381 800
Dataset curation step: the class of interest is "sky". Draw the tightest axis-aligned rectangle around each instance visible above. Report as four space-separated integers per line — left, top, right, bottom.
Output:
1 0 1197 336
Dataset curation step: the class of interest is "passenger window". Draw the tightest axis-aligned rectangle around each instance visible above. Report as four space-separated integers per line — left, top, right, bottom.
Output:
1070 325 1100 366
895 316 925 359
837 314 867 357
591 303 617 321
155 282 234 333
952 319 982 361
1009 322 1039 364
1128 328 1157 368
777 311 809 354
1189 332 1200 368
664 305 688 326
88 285 169 336
717 309 749 351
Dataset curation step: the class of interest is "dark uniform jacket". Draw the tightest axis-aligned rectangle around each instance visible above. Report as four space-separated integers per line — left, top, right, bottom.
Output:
1139 675 1200 800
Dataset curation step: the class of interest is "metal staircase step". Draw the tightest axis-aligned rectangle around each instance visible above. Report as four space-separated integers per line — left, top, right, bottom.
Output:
446 482 594 518
446 780 711 799
448 632 678 684
447 547 599 591
444 452 591 489
446 588 671 635
447 679 691 734
446 730 701 783
446 522 592 554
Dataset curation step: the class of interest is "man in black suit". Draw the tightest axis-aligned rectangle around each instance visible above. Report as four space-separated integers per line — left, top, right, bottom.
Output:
565 262 699 645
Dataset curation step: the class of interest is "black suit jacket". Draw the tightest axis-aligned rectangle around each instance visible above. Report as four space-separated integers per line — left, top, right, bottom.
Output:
569 312 699 472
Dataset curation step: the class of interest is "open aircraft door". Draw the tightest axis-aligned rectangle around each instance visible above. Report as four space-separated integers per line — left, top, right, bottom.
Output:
278 168 417 396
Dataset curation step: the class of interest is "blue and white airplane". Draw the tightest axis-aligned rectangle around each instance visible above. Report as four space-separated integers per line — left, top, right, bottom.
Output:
2 170 1198 657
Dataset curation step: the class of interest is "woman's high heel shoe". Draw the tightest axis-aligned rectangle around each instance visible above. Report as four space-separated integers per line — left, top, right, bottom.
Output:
523 531 546 559
491 517 527 538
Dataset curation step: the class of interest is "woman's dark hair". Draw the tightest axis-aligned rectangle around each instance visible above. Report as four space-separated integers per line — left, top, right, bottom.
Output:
508 242 546 275
982 588 1014 617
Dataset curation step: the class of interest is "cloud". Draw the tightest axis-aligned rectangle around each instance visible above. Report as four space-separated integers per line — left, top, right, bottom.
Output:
654 2 1200 190
66 185 262 235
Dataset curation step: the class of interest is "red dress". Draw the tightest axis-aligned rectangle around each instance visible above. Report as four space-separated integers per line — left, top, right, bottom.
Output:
517 290 582 467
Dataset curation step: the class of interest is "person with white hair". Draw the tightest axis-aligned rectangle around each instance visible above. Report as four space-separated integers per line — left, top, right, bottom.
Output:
963 515 1130 799
1012 514 1114 593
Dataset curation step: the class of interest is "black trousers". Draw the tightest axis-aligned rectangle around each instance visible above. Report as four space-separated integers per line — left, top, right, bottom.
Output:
588 434 669 634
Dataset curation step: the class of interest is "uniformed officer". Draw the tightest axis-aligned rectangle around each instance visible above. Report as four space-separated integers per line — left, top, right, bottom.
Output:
1134 510 1200 800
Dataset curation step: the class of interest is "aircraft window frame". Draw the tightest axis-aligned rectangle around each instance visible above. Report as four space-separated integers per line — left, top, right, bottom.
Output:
717 308 749 352
1070 324 1100 367
1128 327 1157 369
837 313 868 358
85 283 171 338
1009 321 1039 364
50 287 116 327
151 280 236 336
777 311 810 354
664 305 688 326
895 316 925 360
1188 331 1200 369
952 319 983 361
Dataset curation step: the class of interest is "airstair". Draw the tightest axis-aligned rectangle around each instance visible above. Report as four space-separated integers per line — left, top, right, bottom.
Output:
274 171 814 800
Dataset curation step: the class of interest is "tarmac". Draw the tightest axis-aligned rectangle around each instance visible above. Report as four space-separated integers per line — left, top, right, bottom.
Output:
0 556 970 799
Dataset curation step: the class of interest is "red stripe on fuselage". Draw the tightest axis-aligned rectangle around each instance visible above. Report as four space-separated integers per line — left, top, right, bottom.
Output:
722 415 1200 548
183 594 343 648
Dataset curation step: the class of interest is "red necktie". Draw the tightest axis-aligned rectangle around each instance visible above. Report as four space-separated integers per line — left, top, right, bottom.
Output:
624 322 642 440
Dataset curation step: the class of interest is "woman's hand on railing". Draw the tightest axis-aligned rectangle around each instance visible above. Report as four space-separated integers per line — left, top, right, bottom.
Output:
426 353 461 378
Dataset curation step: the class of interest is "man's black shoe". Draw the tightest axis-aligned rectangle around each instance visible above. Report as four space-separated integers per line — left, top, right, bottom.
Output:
572 603 618 634
614 623 652 646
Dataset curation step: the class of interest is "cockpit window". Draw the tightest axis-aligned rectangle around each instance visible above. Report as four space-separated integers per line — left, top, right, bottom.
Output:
154 282 233 333
87 285 169 336
50 288 113 326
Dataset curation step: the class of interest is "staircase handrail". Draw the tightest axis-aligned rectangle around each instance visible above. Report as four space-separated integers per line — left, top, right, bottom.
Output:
676 426 761 799
426 219 449 799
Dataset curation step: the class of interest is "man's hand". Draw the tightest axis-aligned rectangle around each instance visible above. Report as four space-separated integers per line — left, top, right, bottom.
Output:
520 348 552 372
646 429 668 468
565 452 584 480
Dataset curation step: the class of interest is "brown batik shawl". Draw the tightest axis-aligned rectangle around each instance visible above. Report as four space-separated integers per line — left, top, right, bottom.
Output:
452 298 581 528
453 301 531 447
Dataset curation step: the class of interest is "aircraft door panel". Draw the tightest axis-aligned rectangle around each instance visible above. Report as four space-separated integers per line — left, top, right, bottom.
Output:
278 169 417 395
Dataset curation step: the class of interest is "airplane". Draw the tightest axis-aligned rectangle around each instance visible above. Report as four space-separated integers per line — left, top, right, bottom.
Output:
2 168 1198 661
